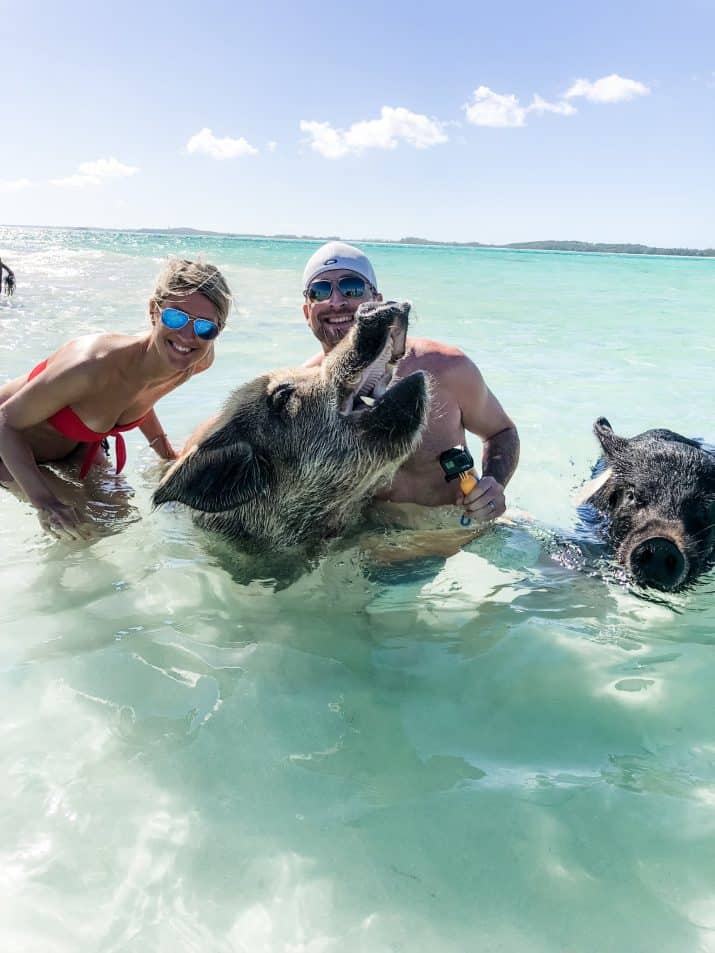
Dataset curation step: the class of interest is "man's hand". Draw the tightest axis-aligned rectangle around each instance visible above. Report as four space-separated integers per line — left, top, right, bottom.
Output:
457 474 506 524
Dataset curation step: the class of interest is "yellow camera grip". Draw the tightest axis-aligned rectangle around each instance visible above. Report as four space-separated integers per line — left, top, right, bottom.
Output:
459 472 478 495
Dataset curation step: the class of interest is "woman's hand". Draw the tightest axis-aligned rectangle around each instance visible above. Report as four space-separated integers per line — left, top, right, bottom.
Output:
149 431 178 460
140 411 178 461
37 499 91 540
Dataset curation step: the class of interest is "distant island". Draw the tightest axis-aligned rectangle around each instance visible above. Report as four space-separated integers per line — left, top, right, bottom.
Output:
4 223 714 257
129 228 715 258
399 237 715 257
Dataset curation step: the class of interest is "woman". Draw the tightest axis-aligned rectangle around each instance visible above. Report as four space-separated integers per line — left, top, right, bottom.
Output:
0 258 232 539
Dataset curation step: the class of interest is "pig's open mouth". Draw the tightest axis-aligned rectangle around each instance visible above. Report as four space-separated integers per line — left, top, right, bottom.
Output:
339 318 409 417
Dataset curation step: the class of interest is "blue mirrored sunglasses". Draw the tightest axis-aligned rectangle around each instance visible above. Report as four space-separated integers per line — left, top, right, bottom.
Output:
161 307 220 341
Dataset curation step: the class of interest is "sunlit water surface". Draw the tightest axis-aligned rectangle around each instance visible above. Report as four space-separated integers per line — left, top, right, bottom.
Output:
1 227 715 952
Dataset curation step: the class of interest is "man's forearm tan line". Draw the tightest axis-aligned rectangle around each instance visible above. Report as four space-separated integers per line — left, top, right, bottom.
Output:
482 426 520 488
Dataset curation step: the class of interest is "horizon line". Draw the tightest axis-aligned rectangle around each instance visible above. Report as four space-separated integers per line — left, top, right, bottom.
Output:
1 222 713 258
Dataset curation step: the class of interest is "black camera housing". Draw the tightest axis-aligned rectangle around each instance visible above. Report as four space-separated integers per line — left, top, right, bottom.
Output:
438 446 474 483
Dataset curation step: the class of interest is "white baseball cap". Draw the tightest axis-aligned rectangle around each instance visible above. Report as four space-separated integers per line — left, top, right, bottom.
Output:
302 241 378 292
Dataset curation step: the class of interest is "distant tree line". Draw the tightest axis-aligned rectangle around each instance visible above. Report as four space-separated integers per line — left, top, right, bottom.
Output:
398 237 715 257
77 226 714 257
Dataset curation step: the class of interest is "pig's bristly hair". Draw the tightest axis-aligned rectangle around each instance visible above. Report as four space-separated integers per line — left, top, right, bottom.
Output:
152 300 428 549
587 417 715 589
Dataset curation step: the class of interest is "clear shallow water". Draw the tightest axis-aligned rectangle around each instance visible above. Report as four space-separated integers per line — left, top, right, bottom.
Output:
1 226 715 952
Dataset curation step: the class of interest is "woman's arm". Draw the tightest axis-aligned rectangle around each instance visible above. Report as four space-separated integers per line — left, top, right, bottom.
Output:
0 417 87 538
139 344 216 460
139 409 178 461
0 349 98 537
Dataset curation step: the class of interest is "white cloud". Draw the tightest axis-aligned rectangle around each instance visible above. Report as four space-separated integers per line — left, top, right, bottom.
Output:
79 157 138 179
0 177 31 193
186 127 258 160
464 86 527 127
267 141 278 152
300 106 447 159
528 94 577 116
464 87 576 127
300 121 349 159
51 156 138 188
565 74 650 103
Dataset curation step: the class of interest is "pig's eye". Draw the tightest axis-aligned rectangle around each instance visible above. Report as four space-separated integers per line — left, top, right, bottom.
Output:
267 382 296 415
609 487 638 508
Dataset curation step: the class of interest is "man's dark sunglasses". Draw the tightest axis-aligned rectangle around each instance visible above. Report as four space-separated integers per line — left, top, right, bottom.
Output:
305 274 373 303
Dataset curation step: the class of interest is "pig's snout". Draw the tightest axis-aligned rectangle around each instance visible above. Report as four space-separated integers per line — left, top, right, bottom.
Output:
628 537 688 591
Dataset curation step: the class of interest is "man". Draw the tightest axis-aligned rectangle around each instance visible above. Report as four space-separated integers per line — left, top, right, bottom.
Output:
1 258 15 296
0 258 15 297
302 241 519 525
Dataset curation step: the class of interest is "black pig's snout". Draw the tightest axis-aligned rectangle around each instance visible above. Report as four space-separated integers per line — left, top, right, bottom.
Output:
628 537 688 591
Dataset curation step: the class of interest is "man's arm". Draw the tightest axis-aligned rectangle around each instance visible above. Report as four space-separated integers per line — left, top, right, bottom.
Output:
481 425 520 489
447 354 520 520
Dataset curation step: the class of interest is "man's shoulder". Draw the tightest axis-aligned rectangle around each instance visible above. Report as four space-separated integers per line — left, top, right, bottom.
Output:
402 337 477 377
406 336 465 358
302 350 325 368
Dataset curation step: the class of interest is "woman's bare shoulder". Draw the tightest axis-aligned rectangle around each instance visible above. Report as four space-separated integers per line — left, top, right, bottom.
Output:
49 333 140 373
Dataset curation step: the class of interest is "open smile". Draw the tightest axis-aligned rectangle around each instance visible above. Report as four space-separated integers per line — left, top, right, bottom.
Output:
168 339 197 355
325 314 355 327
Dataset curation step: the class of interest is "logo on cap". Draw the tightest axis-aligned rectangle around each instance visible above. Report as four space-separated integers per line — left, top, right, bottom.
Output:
324 258 338 266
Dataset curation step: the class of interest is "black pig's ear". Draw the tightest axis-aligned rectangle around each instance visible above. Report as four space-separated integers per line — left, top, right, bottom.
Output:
153 433 272 513
594 417 629 459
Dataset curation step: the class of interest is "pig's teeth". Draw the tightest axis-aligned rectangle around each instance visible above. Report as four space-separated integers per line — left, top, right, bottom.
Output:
360 395 376 406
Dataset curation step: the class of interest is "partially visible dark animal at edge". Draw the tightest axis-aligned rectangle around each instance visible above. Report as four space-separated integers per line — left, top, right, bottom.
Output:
153 301 429 551
579 417 715 591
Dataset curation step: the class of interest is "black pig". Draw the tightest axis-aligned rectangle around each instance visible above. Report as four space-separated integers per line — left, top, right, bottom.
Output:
579 418 715 591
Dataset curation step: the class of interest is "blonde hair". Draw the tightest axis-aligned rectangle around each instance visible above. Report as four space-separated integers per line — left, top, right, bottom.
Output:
151 259 232 327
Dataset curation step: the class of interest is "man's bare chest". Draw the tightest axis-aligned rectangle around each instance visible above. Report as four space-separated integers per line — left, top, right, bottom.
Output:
392 363 462 447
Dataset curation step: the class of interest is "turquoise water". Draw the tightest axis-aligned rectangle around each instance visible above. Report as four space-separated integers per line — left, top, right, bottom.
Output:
1 226 715 952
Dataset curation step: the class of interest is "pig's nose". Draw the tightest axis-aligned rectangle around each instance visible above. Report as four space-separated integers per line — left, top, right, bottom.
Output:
629 537 687 590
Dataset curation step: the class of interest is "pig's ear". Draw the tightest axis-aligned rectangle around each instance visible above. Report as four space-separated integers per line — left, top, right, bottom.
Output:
153 431 272 513
573 466 614 505
594 417 629 458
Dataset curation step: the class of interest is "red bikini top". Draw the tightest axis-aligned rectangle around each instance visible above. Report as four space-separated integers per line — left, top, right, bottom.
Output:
28 359 147 478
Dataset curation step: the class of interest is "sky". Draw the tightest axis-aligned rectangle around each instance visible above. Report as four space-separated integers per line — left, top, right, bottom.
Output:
1 0 714 246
